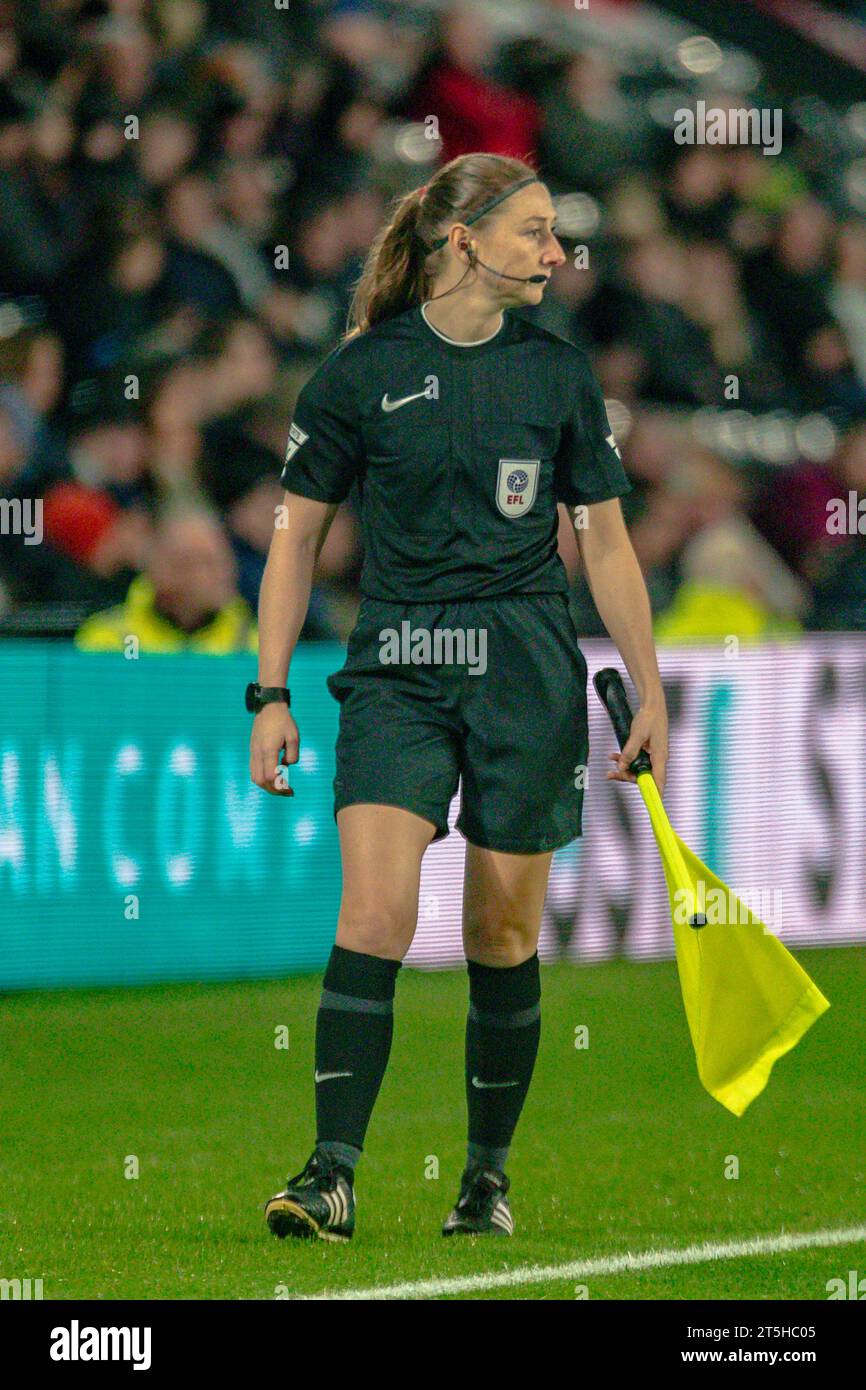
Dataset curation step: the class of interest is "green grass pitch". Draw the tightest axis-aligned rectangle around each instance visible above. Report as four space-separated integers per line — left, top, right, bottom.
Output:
1 947 864 1300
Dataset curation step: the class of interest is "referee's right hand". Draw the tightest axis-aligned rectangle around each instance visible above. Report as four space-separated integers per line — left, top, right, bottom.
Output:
250 705 299 797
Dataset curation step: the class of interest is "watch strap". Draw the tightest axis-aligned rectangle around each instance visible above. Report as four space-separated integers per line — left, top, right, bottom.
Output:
246 682 291 713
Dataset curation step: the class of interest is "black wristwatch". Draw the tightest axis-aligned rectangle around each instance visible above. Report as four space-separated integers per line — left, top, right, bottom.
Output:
245 682 291 714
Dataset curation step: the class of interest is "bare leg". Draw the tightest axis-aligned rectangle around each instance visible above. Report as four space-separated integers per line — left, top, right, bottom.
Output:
462 843 554 964
335 803 438 959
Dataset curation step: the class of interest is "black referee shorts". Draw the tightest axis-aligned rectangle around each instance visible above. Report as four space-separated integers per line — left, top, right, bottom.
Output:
325 592 590 855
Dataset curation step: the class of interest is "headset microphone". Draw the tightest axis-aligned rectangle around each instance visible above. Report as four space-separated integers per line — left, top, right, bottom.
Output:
462 242 549 285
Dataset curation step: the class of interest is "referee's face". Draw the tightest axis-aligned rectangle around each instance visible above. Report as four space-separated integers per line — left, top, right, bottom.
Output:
475 185 566 306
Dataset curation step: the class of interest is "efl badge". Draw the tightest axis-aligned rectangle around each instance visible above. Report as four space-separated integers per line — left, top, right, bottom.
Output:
284 421 309 464
496 459 539 517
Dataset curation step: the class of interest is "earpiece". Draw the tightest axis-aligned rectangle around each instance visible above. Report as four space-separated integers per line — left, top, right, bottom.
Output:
448 238 546 287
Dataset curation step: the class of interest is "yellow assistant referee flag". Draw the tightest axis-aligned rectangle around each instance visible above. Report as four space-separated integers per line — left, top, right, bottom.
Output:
594 668 830 1117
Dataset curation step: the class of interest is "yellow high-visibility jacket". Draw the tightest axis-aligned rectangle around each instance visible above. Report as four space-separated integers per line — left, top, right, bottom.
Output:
653 581 801 644
75 575 258 654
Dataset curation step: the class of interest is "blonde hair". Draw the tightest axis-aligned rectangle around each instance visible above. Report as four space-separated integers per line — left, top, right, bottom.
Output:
343 152 539 342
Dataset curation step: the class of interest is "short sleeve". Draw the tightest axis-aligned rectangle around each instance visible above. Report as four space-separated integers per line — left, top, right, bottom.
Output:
554 362 632 507
279 352 362 504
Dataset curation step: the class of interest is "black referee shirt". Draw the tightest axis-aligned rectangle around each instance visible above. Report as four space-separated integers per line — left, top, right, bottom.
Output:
280 302 632 601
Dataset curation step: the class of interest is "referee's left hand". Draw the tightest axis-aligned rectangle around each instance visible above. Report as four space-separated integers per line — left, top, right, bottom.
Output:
606 704 668 798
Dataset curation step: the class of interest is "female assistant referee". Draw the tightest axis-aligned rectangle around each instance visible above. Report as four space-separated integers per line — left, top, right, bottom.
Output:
251 152 668 1242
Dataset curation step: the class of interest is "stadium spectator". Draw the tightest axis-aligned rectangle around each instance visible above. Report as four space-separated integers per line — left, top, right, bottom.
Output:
537 49 651 197
829 219 866 387
407 5 542 163
653 516 807 642
0 321 68 487
75 501 257 652
806 424 866 629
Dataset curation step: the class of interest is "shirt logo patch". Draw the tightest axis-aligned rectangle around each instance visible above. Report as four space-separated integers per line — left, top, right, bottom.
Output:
381 390 429 413
284 421 309 464
496 458 540 517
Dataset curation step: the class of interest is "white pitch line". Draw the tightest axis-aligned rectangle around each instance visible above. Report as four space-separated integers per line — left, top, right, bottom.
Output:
299 1223 866 1301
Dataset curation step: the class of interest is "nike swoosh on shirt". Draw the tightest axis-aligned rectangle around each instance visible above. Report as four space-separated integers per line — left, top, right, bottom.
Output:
381 390 428 413
314 1069 354 1083
471 1075 519 1089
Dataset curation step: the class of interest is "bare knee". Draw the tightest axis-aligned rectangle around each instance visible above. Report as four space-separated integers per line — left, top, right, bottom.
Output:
336 903 415 960
463 919 538 967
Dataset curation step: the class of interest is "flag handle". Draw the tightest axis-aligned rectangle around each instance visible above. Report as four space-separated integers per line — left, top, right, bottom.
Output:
595 668 704 920
592 667 653 777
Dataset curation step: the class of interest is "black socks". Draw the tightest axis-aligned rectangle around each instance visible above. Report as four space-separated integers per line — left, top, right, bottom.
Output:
464 952 541 1173
311 944 541 1182
314 944 401 1161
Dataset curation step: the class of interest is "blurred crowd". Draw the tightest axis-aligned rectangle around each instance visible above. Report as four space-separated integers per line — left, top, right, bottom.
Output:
0 0 865 649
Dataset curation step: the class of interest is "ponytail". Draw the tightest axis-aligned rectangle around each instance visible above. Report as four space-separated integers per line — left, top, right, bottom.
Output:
343 186 430 342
